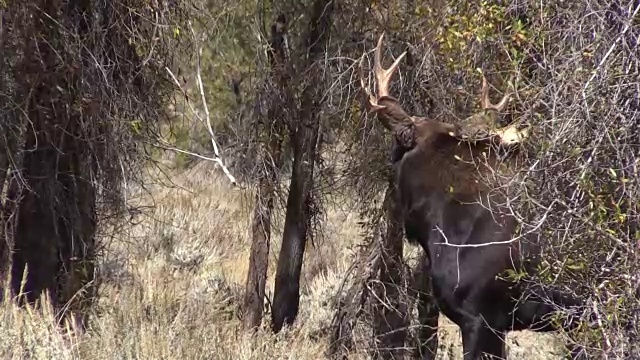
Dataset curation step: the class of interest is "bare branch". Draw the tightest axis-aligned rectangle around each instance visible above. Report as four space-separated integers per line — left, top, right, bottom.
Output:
163 62 237 186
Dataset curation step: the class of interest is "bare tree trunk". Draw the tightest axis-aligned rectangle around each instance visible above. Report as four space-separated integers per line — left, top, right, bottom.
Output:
271 0 334 333
0 9 26 292
11 128 64 308
9 1 97 326
373 179 409 359
0 147 7 203
0 9 6 198
242 117 285 330
11 107 98 317
327 226 385 359
242 15 289 330
0 8 10 285
271 112 320 332
0 173 16 298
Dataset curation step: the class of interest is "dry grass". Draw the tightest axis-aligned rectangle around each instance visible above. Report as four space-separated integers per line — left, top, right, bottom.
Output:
0 160 571 359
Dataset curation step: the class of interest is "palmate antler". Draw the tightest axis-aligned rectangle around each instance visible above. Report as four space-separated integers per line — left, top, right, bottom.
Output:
358 34 420 135
359 33 406 112
359 33 529 147
465 74 530 145
481 74 511 112
459 74 531 146
358 34 459 146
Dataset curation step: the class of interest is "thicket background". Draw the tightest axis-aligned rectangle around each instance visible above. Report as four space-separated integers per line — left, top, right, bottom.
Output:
0 0 638 359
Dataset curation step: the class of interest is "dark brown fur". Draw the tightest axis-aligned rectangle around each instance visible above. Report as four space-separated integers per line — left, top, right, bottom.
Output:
360 34 589 359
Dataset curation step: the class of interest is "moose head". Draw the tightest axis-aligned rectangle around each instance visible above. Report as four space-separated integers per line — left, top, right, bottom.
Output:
358 33 530 197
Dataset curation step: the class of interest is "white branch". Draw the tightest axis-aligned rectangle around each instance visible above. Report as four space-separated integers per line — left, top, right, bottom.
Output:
591 299 611 359
434 200 554 248
189 22 222 159
161 21 237 186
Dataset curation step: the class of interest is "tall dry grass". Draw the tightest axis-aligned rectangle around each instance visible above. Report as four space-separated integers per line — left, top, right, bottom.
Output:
0 160 571 359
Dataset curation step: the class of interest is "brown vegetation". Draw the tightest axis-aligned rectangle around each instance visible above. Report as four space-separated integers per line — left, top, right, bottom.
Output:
0 0 638 359
0 165 568 359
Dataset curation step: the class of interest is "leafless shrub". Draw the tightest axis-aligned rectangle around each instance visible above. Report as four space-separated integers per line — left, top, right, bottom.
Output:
0 0 197 322
320 0 639 357
505 2 639 356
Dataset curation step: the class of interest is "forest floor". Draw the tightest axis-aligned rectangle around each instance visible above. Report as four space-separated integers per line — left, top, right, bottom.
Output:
0 160 571 359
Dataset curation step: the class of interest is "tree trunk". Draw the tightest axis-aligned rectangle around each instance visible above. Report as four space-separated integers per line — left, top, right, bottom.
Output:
242 15 289 330
11 84 97 322
0 171 17 297
373 179 409 359
243 125 285 329
0 8 6 197
9 0 98 326
0 8 10 286
271 0 334 333
271 110 320 332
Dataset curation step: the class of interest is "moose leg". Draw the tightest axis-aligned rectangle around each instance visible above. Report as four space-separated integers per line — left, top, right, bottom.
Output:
480 327 507 359
461 318 506 360
512 285 585 330
513 298 587 359
512 286 587 359
416 299 439 359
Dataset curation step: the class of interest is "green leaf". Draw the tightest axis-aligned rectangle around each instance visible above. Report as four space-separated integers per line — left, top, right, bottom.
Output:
567 263 584 270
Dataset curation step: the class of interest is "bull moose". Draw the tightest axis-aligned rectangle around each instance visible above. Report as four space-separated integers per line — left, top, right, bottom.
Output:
359 34 588 359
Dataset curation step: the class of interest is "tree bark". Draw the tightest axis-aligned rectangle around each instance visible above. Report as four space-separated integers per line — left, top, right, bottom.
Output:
242 15 289 330
0 8 6 197
0 174 18 294
271 110 320 332
243 141 283 329
11 77 98 316
271 0 334 333
0 8 10 285
9 1 97 326
0 7 27 295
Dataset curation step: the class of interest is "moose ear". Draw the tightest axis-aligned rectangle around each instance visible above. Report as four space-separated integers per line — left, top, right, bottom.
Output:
395 123 416 149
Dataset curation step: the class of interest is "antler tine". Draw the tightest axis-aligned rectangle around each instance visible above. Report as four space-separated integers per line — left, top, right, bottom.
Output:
481 75 490 110
492 90 512 112
480 74 512 112
359 54 386 113
359 33 417 136
358 55 374 103
373 33 407 98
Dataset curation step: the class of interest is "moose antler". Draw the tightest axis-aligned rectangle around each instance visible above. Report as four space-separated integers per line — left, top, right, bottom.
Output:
358 33 414 125
467 75 530 145
359 33 406 113
360 34 462 146
359 33 528 147
371 33 406 100
358 33 426 145
480 75 511 112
